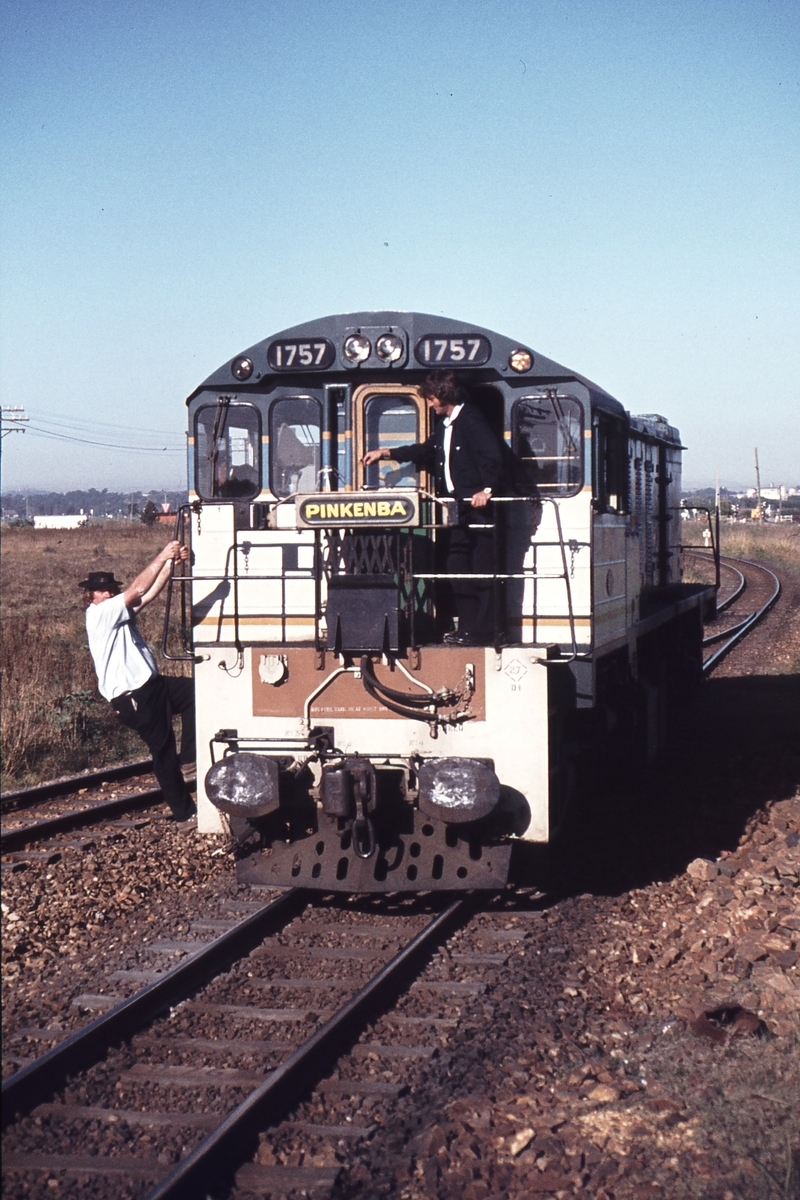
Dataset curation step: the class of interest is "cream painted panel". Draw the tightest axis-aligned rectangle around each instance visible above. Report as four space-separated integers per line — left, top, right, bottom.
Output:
195 647 551 841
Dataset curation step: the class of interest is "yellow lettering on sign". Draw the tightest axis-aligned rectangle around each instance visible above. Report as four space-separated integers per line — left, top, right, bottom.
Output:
378 501 391 516
364 502 377 516
305 504 320 517
353 502 364 516
341 503 353 518
390 501 407 516
326 504 339 518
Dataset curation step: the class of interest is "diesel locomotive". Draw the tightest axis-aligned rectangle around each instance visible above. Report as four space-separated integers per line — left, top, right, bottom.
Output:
165 311 715 891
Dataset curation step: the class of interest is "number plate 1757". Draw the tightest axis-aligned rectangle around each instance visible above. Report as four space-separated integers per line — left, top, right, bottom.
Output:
414 334 491 366
268 339 336 370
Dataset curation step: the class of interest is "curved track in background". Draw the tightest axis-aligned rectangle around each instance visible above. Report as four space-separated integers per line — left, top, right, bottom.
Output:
713 558 746 614
699 553 781 675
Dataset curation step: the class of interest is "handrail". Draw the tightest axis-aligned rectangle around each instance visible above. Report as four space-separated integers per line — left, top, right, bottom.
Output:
161 504 199 662
176 493 585 659
681 504 721 592
407 496 581 659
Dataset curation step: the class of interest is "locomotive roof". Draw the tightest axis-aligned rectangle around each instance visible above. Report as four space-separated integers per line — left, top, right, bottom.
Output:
188 311 626 418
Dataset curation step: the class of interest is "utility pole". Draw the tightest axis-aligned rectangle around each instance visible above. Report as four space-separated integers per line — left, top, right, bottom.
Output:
714 467 721 586
0 407 29 506
754 448 763 522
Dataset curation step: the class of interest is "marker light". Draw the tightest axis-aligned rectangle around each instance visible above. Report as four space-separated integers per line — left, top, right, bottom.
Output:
509 349 533 372
231 356 254 381
343 334 371 363
375 333 403 362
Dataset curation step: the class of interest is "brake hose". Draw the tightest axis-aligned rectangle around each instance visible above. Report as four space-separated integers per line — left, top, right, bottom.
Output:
360 657 437 723
359 657 457 709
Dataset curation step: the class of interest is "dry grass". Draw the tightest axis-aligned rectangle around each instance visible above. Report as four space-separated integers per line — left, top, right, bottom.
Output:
1 524 188 789
720 521 800 574
682 521 800 583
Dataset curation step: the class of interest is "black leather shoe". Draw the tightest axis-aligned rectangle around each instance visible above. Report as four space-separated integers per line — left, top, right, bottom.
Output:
443 631 480 646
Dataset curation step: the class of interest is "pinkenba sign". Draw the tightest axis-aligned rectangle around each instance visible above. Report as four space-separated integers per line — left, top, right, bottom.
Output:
296 490 420 528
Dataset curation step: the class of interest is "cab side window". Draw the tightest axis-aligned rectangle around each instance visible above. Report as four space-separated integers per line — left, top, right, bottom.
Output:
270 397 321 498
593 414 629 514
511 394 583 496
195 401 261 501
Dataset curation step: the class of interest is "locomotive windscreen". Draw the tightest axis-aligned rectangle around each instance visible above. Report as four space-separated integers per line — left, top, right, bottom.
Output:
195 400 261 500
269 396 321 497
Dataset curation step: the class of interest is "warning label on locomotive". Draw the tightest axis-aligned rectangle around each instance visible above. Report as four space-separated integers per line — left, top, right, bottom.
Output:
296 491 420 528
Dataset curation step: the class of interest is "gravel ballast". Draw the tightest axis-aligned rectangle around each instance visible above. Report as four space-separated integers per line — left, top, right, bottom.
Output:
2 557 798 1200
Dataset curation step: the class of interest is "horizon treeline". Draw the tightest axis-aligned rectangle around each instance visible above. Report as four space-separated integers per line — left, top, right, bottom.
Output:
1 488 190 520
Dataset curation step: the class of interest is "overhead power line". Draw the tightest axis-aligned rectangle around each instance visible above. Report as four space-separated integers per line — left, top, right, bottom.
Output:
24 424 185 454
32 411 186 439
1 407 29 438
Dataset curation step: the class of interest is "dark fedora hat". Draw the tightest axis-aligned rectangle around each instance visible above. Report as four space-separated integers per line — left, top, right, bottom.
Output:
78 570 123 592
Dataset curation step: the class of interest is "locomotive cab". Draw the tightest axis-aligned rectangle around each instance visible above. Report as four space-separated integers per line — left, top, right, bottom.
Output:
171 313 713 891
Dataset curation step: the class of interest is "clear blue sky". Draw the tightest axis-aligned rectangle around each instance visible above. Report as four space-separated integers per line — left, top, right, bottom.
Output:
2 0 798 493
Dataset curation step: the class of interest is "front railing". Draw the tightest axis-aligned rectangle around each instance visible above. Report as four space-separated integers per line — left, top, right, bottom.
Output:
162 495 587 658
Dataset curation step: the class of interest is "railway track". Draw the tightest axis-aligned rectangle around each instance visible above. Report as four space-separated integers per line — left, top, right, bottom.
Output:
1 759 155 815
0 886 534 1199
1 762 196 858
696 553 781 674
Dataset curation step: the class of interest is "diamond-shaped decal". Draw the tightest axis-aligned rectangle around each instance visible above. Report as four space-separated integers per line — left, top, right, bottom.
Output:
504 658 527 682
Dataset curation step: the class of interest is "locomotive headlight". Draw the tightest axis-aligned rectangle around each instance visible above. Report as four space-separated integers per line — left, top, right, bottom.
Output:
231 356 254 381
205 752 281 818
375 333 403 362
417 757 501 824
509 349 533 372
343 334 371 363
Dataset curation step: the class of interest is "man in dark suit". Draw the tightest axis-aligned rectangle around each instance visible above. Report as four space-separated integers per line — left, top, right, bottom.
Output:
362 370 503 645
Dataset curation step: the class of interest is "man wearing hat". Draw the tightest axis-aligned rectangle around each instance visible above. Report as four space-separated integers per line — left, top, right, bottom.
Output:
80 540 196 825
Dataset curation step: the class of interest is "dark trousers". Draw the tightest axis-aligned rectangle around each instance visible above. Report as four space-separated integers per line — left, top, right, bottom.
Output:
442 505 495 639
111 676 196 820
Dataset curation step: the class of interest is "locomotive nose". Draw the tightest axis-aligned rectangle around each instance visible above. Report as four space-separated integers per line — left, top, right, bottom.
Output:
417 758 501 823
205 752 281 818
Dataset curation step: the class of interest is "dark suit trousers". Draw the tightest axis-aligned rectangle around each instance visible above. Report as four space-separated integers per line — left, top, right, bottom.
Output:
111 676 196 819
442 505 495 638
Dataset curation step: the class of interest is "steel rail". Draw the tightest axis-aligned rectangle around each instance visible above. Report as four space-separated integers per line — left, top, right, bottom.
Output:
684 550 746 617
702 613 755 647
1 759 153 814
686 549 748 614
1 786 171 853
715 559 746 614
702 557 781 675
1 889 307 1129
145 895 472 1200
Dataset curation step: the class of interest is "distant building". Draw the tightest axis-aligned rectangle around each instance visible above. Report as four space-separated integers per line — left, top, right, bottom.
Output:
33 515 89 530
746 486 789 501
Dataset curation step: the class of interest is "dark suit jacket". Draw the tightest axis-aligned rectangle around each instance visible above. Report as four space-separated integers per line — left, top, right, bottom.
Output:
394 404 503 499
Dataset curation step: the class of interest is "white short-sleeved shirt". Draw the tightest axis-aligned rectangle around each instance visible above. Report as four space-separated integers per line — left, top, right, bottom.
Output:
85 593 158 701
